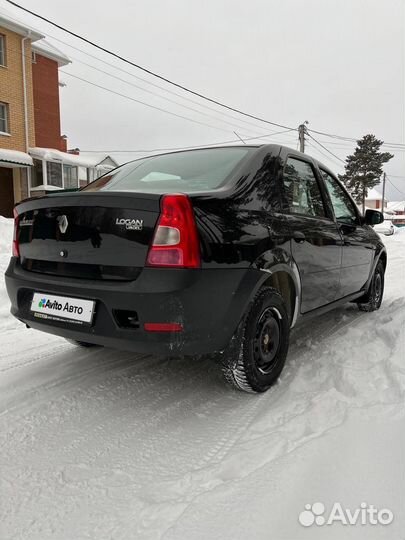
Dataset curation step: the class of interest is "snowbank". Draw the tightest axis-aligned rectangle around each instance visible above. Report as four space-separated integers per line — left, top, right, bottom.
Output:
0 217 16 330
0 216 13 255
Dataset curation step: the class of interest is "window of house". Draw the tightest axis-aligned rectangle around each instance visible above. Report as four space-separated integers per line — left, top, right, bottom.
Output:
31 159 44 188
0 34 6 67
320 169 359 225
0 102 9 133
46 161 63 188
282 157 326 218
63 165 78 189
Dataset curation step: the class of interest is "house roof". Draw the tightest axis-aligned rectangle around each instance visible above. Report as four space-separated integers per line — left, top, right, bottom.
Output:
32 39 71 67
0 148 33 167
0 8 44 41
365 187 382 200
77 152 119 168
29 148 119 169
387 200 405 212
29 147 102 168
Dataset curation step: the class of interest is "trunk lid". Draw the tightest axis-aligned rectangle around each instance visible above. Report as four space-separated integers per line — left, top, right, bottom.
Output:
16 192 161 281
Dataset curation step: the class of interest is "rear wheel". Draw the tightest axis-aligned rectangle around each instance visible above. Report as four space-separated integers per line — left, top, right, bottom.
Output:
221 287 290 393
64 339 101 348
357 260 385 312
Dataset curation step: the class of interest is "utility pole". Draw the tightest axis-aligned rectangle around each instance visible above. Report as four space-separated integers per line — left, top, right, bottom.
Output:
298 122 308 153
381 172 386 213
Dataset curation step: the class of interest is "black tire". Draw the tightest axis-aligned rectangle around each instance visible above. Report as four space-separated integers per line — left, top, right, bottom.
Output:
221 287 290 393
64 338 101 348
357 260 385 312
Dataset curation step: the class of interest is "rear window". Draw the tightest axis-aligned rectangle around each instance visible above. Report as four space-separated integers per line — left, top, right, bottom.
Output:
82 147 254 193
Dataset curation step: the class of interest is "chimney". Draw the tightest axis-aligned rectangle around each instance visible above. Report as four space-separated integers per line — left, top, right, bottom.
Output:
60 135 68 152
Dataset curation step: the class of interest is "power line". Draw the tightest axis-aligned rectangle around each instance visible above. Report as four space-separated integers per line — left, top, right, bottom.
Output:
306 133 347 164
64 58 266 137
54 44 279 136
60 71 300 146
79 129 298 154
3 31 299 140
60 70 251 134
386 176 405 197
306 142 345 170
2 10 284 137
6 0 295 131
308 128 405 149
6 2 405 152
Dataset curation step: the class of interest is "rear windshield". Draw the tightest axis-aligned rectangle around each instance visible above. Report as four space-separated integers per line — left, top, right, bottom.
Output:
82 147 255 193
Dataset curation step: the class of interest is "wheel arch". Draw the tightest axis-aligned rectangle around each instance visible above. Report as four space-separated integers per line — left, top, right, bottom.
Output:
257 263 301 328
363 246 387 293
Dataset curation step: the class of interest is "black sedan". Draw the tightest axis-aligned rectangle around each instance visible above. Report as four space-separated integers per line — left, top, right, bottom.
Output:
5 145 386 392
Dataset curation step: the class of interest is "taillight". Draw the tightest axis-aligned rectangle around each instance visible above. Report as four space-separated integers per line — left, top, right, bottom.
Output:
12 207 20 258
146 194 200 268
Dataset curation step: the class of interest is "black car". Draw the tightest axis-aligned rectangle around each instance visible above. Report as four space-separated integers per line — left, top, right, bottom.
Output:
5 145 386 393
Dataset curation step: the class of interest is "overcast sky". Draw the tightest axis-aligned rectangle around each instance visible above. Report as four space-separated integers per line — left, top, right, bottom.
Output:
2 0 405 199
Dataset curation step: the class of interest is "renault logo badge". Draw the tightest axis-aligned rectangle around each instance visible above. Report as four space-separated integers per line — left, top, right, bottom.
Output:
57 215 69 234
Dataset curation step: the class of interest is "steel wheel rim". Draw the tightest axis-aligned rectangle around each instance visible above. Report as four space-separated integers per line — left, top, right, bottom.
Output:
374 272 382 304
253 308 282 375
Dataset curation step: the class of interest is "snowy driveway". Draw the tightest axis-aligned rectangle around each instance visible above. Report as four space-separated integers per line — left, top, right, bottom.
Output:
1 217 404 540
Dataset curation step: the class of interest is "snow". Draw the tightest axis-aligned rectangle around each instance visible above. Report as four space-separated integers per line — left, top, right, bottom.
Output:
0 219 404 539
32 39 71 67
78 152 120 168
29 147 102 168
365 187 382 200
0 148 33 166
387 200 405 212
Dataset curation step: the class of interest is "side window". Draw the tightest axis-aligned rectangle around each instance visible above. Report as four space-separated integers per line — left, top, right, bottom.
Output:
320 170 358 225
0 34 6 67
282 157 326 218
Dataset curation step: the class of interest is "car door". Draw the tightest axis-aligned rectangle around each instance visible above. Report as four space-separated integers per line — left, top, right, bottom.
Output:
319 169 374 297
280 154 342 313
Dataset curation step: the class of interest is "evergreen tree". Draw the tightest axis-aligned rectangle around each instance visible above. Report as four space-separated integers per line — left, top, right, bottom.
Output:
338 134 393 213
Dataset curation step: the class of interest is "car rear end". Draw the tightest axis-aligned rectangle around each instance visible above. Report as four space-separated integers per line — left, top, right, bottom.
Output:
5 147 261 355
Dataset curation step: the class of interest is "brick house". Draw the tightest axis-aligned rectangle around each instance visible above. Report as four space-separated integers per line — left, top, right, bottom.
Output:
0 11 118 217
0 13 41 217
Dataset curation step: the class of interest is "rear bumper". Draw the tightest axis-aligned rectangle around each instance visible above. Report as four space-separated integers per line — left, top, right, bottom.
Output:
5 258 261 355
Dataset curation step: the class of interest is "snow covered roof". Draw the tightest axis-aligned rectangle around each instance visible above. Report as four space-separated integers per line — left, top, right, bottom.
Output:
28 148 119 169
0 149 33 167
77 152 119 168
0 8 44 42
29 148 102 168
365 187 382 200
387 200 405 212
32 40 71 67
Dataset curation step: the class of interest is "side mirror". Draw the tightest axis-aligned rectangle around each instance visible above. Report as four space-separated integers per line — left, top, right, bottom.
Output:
364 209 384 226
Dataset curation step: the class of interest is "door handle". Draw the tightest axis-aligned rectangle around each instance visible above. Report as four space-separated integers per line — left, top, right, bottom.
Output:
292 231 306 243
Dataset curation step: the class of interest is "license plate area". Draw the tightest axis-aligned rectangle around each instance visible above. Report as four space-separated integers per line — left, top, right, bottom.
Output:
30 292 96 326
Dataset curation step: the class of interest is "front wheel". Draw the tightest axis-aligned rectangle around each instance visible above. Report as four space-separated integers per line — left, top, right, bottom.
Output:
221 287 290 393
357 260 385 312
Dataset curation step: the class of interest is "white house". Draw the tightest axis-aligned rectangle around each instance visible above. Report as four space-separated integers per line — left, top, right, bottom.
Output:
28 148 119 194
386 200 405 227
365 187 385 210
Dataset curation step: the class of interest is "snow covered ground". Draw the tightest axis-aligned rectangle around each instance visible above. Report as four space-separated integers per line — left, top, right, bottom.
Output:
0 217 404 540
